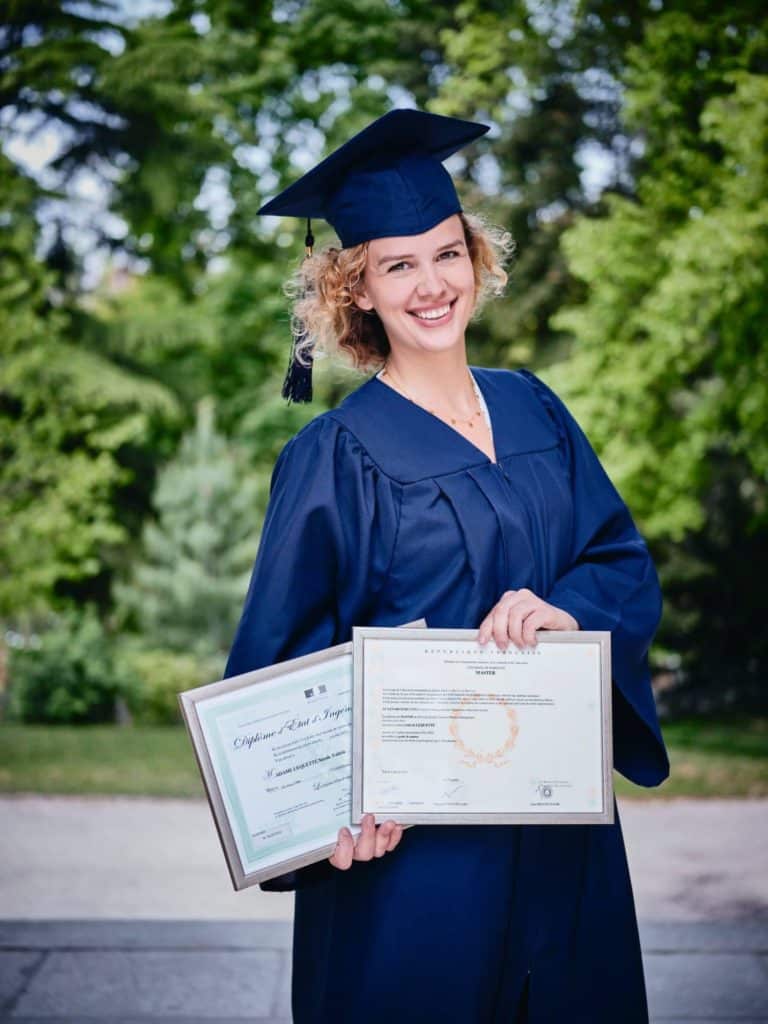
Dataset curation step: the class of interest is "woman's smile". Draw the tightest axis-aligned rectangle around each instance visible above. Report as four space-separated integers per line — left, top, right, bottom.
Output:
408 298 457 325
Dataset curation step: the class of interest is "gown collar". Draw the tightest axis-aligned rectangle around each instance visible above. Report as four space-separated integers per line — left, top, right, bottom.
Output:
330 366 559 484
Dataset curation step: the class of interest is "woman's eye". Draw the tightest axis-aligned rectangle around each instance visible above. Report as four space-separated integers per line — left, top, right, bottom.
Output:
386 250 461 272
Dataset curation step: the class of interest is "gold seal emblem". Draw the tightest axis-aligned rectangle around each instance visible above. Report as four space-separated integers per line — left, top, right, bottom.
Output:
449 695 520 768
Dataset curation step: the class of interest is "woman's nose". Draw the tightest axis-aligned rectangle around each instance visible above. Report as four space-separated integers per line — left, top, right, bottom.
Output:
415 261 448 297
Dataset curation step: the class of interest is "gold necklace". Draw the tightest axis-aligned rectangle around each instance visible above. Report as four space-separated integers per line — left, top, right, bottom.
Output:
380 364 485 430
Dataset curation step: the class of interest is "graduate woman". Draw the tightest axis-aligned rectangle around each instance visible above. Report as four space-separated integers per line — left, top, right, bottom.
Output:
226 109 669 1023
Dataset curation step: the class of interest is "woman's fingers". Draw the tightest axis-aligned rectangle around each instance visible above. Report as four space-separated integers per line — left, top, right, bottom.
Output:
505 596 541 649
478 602 507 645
478 590 579 651
386 823 404 852
482 590 536 649
521 607 549 648
329 818 404 868
374 820 394 857
487 593 524 647
329 827 355 870
353 813 377 860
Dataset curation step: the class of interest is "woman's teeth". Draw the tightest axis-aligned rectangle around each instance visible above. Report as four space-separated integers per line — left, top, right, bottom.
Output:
412 303 451 320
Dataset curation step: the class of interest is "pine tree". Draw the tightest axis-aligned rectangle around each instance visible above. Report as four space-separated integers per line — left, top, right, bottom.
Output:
117 399 264 657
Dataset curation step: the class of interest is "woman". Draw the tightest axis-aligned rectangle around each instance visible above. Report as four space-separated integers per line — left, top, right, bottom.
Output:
226 109 669 1023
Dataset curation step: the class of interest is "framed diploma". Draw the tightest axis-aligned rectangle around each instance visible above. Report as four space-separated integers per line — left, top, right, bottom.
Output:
352 627 613 826
179 619 425 890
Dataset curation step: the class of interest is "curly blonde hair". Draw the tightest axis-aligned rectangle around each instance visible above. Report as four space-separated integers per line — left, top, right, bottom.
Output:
285 211 514 374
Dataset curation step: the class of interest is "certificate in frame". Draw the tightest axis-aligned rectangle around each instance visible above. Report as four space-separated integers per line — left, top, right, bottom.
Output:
352 627 613 826
179 619 425 891
180 643 358 892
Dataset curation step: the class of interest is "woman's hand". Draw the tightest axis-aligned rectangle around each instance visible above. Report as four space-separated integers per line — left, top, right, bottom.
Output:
329 813 404 870
478 588 579 650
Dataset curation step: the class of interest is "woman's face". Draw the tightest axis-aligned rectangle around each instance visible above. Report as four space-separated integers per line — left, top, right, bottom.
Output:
354 214 476 359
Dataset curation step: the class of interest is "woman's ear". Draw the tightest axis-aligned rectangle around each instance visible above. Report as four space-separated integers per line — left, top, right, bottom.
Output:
353 284 375 312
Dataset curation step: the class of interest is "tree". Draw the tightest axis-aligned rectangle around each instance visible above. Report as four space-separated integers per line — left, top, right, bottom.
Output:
0 152 179 618
116 399 264 657
548 7 768 711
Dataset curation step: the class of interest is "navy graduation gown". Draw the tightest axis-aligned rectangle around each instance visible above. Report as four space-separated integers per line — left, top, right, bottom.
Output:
226 366 669 1023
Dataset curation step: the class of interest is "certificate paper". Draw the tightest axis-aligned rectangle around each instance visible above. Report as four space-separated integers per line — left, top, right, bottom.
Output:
179 620 425 890
181 647 355 889
352 627 613 826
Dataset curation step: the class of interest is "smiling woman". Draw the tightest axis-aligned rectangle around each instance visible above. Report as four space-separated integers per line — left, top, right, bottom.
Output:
288 208 512 374
226 108 669 1024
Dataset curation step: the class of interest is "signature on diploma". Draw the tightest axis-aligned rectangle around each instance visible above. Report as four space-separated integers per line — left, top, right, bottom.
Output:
443 780 465 799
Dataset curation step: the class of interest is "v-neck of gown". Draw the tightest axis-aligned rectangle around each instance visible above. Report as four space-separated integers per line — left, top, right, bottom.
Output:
372 367 498 466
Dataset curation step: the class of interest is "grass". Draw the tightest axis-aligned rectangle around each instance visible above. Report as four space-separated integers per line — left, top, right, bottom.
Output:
0 723 204 798
615 716 767 799
0 717 765 800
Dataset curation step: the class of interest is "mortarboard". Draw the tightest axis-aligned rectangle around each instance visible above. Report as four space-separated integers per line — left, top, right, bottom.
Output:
258 108 490 402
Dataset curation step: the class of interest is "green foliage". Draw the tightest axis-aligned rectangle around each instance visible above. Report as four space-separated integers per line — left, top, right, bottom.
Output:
434 0 645 368
551 52 768 538
549 7 768 710
2 0 766 716
118 645 220 725
0 0 650 623
7 610 132 725
116 399 264 657
0 156 181 617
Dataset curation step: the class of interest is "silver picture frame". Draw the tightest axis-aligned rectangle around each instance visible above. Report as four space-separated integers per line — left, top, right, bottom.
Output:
352 627 613 826
180 643 358 892
179 619 426 891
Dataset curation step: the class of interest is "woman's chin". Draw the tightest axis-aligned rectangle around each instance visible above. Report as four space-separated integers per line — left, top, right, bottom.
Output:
396 320 469 353
394 333 466 358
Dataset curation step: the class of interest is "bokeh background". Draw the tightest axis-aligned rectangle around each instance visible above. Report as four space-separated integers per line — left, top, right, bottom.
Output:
1 0 766 798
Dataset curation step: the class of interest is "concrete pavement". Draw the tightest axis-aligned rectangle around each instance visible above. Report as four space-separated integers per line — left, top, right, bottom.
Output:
0 918 767 1022
3 796 767 921
1 796 767 1021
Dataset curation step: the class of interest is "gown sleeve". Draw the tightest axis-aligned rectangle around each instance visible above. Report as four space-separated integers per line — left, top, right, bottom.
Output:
224 414 394 891
517 370 670 788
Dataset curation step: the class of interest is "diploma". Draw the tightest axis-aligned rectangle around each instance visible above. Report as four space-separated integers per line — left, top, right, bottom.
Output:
352 627 613 825
179 619 425 890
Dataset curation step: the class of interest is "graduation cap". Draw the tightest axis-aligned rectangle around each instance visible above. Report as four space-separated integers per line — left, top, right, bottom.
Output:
258 108 490 402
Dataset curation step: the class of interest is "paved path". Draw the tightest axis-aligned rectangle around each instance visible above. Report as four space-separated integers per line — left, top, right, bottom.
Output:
1 796 766 1021
0 919 766 1023
2 796 767 921
0 795 291 921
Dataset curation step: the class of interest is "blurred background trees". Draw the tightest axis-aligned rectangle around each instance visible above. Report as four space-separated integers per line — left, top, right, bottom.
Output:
1 0 765 721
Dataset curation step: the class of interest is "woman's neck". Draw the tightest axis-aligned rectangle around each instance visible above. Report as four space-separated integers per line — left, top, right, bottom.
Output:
381 350 476 414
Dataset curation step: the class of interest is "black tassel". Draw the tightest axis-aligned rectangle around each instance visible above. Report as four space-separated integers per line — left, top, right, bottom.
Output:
281 218 315 404
281 321 314 404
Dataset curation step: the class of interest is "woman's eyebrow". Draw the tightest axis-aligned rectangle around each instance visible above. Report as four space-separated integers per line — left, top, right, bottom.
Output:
376 238 465 268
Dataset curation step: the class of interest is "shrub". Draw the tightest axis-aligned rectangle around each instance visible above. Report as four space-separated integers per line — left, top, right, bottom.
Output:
119 645 222 725
8 610 133 724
